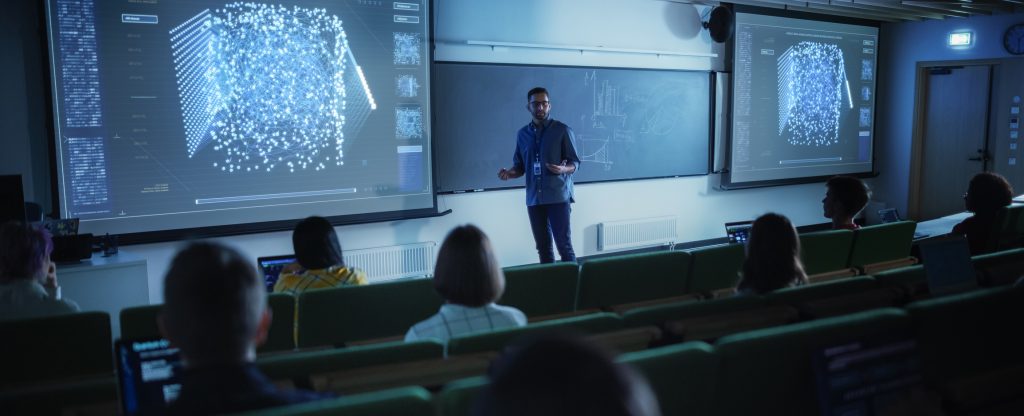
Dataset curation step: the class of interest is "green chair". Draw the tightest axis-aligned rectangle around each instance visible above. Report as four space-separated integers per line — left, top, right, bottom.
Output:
0 375 117 416
447 312 622 356
993 205 1024 250
0 312 113 387
119 304 162 340
436 376 489 416
236 386 433 416
119 294 294 353
263 293 296 352
576 251 690 310
798 229 855 276
621 295 766 328
872 265 927 295
296 278 442 348
906 286 1024 384
500 262 579 317
847 221 917 272
618 341 717 416
764 275 876 305
683 243 745 296
256 340 444 387
971 247 1024 286
712 308 913 416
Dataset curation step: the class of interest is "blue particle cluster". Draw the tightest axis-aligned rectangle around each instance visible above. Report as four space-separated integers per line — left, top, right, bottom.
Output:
395 106 423 139
861 86 871 102
169 2 374 173
777 41 849 147
861 59 873 81
859 107 871 128
395 74 420 97
393 32 421 65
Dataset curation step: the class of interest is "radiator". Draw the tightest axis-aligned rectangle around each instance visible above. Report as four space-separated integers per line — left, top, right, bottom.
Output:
343 242 436 283
597 217 677 252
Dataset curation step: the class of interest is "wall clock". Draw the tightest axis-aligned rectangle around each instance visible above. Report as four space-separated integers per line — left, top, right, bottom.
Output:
1005 23 1024 55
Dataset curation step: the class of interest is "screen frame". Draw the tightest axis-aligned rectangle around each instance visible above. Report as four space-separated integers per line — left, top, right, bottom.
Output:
721 4 881 190
41 0 444 245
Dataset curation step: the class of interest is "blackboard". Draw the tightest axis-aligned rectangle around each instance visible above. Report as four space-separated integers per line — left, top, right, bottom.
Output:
433 63 712 193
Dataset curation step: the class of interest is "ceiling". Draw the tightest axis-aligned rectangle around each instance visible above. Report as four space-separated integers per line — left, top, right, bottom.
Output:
686 0 1024 23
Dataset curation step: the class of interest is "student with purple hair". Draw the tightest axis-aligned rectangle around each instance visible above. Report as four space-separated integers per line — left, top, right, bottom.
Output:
0 221 79 320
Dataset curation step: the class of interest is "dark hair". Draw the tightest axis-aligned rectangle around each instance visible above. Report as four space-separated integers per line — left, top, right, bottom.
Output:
826 176 870 216
162 242 265 365
433 224 504 307
737 213 807 294
0 221 53 282
526 87 548 100
965 172 1013 215
473 333 660 416
292 216 345 270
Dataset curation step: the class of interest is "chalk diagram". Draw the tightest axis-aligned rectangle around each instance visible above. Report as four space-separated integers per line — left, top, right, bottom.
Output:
170 2 376 174
578 71 682 170
777 41 852 147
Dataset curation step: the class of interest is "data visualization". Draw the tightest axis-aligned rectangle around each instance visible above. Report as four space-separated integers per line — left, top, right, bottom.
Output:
45 0 433 238
727 12 878 187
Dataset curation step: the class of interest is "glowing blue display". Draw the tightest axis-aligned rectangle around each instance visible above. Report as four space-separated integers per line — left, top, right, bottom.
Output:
777 41 852 147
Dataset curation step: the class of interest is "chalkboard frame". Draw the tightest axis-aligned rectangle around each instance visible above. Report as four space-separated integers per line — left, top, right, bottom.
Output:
431 61 716 194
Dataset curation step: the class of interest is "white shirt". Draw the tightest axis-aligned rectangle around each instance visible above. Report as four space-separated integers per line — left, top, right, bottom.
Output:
404 303 527 345
0 279 80 321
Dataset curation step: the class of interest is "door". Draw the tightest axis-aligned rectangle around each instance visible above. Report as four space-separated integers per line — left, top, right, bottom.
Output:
918 65 992 221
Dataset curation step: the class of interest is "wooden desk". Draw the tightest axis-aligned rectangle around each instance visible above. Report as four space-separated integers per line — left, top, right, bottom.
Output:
57 252 149 339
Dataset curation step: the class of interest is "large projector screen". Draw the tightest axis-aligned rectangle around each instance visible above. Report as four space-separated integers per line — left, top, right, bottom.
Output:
725 11 878 188
44 0 434 241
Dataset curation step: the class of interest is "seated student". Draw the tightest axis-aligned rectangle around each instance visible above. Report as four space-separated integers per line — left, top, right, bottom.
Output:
472 333 660 416
822 175 871 230
952 172 1014 254
160 242 329 415
273 216 367 295
735 213 808 295
405 224 526 344
0 221 79 320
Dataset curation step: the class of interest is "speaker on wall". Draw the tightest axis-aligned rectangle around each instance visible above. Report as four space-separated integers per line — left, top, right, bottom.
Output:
703 6 734 43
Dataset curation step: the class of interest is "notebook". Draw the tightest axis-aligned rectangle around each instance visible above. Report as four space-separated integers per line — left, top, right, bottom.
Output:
725 221 753 244
115 337 183 416
918 235 978 296
257 254 296 291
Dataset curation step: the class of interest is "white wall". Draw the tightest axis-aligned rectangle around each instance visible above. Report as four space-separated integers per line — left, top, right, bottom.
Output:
873 11 1024 215
2 0 836 303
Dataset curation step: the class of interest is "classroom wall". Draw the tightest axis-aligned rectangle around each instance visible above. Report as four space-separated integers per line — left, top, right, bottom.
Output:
2 0 858 303
873 11 1024 216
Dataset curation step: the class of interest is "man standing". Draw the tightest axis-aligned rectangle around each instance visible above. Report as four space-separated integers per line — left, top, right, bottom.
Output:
498 87 580 263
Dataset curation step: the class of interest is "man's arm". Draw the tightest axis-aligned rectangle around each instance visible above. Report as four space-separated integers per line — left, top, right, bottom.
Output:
546 126 580 174
499 140 526 180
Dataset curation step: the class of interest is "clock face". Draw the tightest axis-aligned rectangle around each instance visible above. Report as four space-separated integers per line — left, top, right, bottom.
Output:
1005 23 1024 55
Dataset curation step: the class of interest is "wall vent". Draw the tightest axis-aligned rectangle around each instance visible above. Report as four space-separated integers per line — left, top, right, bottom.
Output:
344 242 436 283
597 217 677 252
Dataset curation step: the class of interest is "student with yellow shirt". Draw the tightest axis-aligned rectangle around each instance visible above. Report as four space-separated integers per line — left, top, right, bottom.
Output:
273 216 367 294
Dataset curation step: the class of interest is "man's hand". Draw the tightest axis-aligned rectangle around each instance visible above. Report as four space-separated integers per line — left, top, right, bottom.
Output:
546 160 574 174
43 261 58 290
498 167 522 180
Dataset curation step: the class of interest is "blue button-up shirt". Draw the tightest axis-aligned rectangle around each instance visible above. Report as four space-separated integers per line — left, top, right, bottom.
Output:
512 118 580 206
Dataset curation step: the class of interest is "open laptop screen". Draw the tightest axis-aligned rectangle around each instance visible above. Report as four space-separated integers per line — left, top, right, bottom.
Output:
725 221 753 244
115 337 183 416
919 236 978 296
257 255 296 292
813 334 924 415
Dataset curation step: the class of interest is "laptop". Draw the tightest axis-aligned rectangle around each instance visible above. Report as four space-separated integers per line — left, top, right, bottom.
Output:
812 334 923 416
918 235 978 296
257 254 297 291
115 337 183 416
725 221 753 244
877 208 929 240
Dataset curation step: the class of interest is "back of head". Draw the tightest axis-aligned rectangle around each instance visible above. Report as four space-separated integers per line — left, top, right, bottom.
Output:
966 172 1013 215
473 333 660 416
434 224 504 307
162 242 265 366
739 213 807 294
292 216 344 270
826 176 870 217
0 221 52 282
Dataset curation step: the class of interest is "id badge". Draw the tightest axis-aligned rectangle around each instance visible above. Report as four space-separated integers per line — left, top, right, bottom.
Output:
533 161 542 175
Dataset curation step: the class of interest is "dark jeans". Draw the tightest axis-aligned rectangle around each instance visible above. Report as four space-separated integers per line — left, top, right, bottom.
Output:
527 202 576 263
